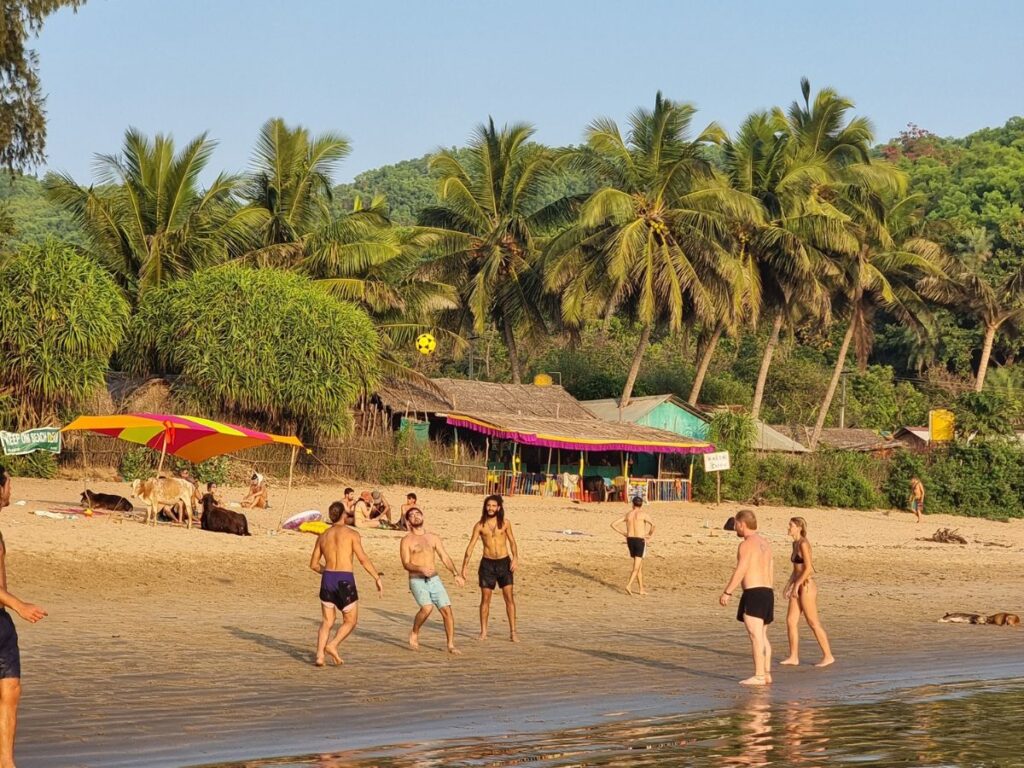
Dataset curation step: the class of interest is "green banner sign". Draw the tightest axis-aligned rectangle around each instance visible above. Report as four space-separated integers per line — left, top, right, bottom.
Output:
0 428 62 456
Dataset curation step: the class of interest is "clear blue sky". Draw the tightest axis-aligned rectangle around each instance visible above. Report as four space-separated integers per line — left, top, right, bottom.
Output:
36 0 1024 183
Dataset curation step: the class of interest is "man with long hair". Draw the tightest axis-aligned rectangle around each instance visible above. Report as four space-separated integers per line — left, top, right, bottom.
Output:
461 494 519 642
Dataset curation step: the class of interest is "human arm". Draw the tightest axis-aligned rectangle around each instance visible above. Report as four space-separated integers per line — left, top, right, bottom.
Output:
505 519 519 572
460 523 481 579
435 536 465 587
719 541 750 606
353 534 383 595
610 517 628 537
0 586 45 623
309 537 324 574
644 515 655 540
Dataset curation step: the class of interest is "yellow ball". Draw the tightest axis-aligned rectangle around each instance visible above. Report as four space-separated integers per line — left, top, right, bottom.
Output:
84 508 94 517
415 333 437 355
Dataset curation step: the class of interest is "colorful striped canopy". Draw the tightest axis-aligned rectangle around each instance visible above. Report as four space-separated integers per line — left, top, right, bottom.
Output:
62 413 302 463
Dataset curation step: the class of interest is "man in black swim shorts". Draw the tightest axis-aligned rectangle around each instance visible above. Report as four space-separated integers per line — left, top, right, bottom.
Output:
461 495 520 641
0 475 48 766
611 496 656 595
719 509 775 686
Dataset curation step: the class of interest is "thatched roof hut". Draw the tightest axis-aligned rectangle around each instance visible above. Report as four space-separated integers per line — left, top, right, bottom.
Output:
375 378 592 420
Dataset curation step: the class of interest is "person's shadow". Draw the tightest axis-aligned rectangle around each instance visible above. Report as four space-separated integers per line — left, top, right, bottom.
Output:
224 625 309 663
551 564 620 592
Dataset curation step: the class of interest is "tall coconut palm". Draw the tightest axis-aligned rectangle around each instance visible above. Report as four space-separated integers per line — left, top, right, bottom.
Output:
809 183 944 450
44 128 256 300
418 118 569 383
920 228 1024 392
544 93 759 407
721 106 859 419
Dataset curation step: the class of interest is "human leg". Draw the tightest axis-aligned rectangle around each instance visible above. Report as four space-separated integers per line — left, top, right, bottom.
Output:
315 603 336 666
409 604 433 650
325 603 359 665
780 594 802 665
478 587 493 640
741 614 768 685
0 677 20 768
439 606 461 654
799 582 834 666
501 584 518 642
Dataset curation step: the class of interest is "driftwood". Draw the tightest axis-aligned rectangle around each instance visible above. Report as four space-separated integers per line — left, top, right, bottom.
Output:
923 527 968 545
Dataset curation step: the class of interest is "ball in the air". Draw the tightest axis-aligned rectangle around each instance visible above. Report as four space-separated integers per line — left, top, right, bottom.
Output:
415 333 437 355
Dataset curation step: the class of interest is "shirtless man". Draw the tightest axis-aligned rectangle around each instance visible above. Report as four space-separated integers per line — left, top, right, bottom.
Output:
309 500 383 667
909 476 925 523
460 494 519 642
0 470 48 768
341 488 357 524
400 508 464 654
611 496 655 595
399 493 418 531
719 508 775 686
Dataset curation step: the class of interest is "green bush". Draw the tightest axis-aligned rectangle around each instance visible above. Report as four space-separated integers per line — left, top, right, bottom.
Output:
813 452 883 509
378 431 452 491
118 447 229 484
1 452 57 479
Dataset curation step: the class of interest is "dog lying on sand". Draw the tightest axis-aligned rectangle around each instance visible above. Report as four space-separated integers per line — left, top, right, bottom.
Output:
939 612 1020 626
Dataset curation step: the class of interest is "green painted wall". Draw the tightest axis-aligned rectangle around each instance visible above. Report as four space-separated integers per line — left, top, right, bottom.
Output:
638 402 709 440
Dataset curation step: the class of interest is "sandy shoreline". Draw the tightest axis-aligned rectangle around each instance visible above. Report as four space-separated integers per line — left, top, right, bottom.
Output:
3 477 1023 767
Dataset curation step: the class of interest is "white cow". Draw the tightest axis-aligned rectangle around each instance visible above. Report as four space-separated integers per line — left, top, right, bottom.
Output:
131 477 196 528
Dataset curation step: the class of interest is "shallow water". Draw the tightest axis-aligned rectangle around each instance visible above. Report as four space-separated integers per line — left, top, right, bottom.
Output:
200 679 1024 767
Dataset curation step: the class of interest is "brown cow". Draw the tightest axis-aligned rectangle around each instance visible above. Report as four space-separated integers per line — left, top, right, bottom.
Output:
131 477 196 528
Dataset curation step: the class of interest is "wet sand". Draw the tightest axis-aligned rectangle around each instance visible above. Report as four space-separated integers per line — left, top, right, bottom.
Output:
4 478 1023 767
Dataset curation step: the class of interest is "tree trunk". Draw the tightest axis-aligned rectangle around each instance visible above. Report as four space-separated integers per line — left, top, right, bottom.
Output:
501 316 522 384
688 323 723 405
809 320 856 450
974 323 998 392
750 312 784 421
619 324 651 417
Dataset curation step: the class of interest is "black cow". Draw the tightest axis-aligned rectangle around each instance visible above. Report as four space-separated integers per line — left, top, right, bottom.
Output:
200 494 250 536
80 489 133 512
581 476 609 502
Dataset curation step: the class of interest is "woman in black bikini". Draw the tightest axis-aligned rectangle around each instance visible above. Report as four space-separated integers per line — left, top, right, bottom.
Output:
780 517 835 667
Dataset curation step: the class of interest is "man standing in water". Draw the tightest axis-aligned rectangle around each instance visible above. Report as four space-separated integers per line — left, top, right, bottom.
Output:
461 494 519 642
400 508 465 654
719 509 774 686
611 496 655 595
0 464 48 768
309 501 383 667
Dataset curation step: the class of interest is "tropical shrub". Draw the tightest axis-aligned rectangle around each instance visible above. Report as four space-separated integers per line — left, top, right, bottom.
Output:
118 447 229 484
123 265 381 440
0 241 129 429
1 452 57 479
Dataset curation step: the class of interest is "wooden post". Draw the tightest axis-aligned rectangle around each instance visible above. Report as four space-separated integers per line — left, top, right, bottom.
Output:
155 431 169 478
716 471 721 506
278 445 299 529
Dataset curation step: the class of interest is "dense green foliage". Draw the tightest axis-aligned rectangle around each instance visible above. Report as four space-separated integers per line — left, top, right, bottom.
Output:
0 240 129 428
118 447 229 484
123 265 381 440
0 175 86 246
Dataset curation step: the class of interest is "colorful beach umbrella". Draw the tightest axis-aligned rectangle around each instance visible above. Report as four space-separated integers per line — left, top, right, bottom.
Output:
62 413 302 464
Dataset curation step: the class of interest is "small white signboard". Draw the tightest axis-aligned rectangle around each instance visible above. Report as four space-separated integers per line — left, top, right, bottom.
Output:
703 451 730 473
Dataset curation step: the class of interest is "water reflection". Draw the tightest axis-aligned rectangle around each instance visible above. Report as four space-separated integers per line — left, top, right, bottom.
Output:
202 680 1024 767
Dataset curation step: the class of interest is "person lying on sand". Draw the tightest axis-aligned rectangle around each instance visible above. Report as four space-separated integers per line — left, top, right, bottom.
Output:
241 473 268 509
400 508 464 654
309 501 383 667
720 509 775 686
611 496 655 596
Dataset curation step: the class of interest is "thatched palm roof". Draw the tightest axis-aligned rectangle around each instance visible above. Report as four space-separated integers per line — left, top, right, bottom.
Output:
376 378 592 420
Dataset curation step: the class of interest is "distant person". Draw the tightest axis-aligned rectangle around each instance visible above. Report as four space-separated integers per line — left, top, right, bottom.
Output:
399 493 418 530
241 472 268 509
611 496 655 596
719 509 775 686
400 507 464 654
341 488 357 524
203 481 224 508
780 517 834 668
909 476 925 523
461 495 519 642
368 490 394 527
0 467 48 767
309 501 383 666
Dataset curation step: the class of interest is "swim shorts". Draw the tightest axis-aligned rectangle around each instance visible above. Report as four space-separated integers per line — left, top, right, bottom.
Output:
478 556 514 589
319 570 359 612
737 586 774 625
0 610 21 679
409 575 451 609
626 536 646 558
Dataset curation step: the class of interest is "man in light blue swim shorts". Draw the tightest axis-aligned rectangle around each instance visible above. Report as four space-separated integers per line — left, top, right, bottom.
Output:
400 507 465 654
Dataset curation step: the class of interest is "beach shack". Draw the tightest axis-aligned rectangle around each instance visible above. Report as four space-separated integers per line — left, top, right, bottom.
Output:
372 379 714 501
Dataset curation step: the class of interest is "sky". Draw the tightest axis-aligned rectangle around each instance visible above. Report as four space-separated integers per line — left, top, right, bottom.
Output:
35 0 1024 184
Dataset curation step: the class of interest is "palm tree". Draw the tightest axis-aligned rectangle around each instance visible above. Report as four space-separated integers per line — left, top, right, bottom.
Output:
921 228 1024 391
418 118 569 383
44 128 256 300
808 184 944 450
544 93 759 407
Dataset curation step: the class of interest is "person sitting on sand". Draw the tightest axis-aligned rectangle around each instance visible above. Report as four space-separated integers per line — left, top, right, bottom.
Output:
611 496 655 596
400 507 464 654
309 501 383 667
368 490 394 527
241 473 268 509
909 476 925 523
460 494 519 642
719 509 775 686
780 517 834 668
398 492 417 531
203 481 224 508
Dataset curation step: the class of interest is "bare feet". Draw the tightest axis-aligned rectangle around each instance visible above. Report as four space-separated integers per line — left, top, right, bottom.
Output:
314 655 326 667
448 645 462 655
779 657 800 666
765 672 773 684
510 632 520 643
408 632 420 650
638 589 648 596
325 647 343 666
739 675 768 686
477 631 488 641
625 587 634 596
815 656 835 668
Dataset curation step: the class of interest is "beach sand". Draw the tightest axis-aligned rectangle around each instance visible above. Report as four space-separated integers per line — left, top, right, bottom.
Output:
4 477 1023 767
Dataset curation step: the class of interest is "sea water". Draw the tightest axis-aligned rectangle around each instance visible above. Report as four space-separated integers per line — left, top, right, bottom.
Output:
199 679 1024 767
